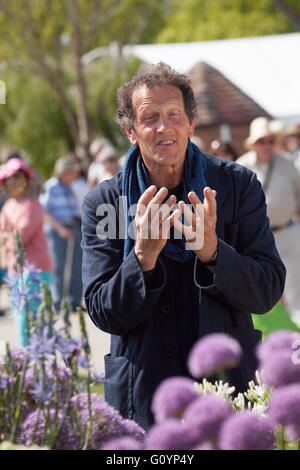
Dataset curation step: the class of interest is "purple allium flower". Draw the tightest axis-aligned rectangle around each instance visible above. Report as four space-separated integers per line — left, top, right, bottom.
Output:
256 330 300 363
187 333 242 378
260 350 300 388
71 393 124 449
117 419 146 441
18 408 77 450
151 377 198 423
101 437 142 450
183 395 232 445
268 384 300 429
218 412 275 450
144 419 196 450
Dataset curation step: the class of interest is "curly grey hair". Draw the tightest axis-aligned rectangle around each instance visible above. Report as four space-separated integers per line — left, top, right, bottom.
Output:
117 62 197 130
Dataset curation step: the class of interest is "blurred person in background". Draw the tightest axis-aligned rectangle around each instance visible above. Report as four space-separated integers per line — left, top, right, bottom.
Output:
68 152 89 214
237 117 300 327
39 155 83 312
208 139 238 162
87 137 116 189
0 158 53 343
95 146 122 184
284 122 300 172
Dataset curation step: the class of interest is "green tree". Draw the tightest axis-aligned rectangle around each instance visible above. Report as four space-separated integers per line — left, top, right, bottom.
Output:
155 0 300 43
0 0 163 166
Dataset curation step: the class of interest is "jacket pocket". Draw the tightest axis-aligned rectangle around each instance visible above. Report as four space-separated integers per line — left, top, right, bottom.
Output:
104 354 133 419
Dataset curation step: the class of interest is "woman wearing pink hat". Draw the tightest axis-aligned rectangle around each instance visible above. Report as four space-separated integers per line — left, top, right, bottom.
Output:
0 158 53 345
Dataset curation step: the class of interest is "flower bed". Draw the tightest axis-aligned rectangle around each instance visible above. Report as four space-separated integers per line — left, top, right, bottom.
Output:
1 233 300 450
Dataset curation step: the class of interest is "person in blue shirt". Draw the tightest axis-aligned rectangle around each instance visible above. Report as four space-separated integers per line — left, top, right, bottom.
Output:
81 63 286 430
40 155 83 312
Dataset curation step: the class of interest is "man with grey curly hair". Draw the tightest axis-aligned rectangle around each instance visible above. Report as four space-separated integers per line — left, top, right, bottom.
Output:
81 62 285 430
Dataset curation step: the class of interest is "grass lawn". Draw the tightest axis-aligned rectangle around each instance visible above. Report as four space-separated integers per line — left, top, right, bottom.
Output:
252 302 300 340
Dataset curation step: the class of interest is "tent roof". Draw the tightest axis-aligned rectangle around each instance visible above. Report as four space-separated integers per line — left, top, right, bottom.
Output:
124 33 300 121
188 61 271 126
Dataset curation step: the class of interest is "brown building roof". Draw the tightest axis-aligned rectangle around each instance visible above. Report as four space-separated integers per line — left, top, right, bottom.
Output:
188 61 272 127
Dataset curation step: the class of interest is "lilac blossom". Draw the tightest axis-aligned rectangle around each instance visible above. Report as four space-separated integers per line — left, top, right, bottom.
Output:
267 384 300 431
101 437 143 450
256 330 300 363
183 395 232 445
260 350 300 388
218 412 275 450
144 419 196 450
151 377 198 423
188 333 242 378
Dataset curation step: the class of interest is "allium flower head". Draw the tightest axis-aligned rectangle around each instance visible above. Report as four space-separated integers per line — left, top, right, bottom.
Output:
256 330 300 363
268 384 300 428
151 377 198 423
71 393 124 449
117 419 145 441
260 350 300 388
101 437 142 450
219 412 275 450
183 395 231 445
18 408 77 450
144 419 196 450
187 333 242 378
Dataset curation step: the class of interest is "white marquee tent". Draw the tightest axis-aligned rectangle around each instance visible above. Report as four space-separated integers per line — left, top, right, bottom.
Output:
123 33 300 123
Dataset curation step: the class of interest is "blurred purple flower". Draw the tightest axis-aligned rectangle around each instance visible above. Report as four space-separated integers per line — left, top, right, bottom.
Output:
101 437 143 450
18 408 77 450
187 333 242 378
30 377 54 404
268 384 300 430
219 412 275 450
151 377 198 423
144 419 196 450
260 350 300 388
71 393 125 449
91 371 104 383
257 330 300 363
183 395 231 445
117 419 146 441
28 330 57 359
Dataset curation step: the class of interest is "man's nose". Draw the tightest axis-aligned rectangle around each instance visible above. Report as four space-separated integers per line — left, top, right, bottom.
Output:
156 115 171 132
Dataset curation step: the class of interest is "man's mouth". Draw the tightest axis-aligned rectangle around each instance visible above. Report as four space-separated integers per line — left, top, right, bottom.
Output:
157 139 176 147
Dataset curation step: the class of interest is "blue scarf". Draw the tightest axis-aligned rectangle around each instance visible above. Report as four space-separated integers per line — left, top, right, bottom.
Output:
122 139 207 263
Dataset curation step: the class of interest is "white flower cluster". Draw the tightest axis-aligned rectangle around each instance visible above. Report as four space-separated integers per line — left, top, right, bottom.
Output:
194 371 271 416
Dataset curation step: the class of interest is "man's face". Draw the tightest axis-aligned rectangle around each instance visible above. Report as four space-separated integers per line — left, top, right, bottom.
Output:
125 85 195 172
254 135 275 164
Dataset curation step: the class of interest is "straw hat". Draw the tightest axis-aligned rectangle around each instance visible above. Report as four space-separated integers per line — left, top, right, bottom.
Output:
0 157 34 182
54 156 81 177
284 122 300 138
244 117 275 150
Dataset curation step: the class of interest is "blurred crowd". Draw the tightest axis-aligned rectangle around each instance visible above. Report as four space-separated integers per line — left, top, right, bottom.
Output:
0 117 300 343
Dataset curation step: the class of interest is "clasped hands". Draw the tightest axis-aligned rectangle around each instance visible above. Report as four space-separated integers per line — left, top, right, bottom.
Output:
134 185 218 272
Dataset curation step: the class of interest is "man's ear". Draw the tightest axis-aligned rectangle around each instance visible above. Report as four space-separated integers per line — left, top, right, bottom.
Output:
124 126 138 146
188 118 196 138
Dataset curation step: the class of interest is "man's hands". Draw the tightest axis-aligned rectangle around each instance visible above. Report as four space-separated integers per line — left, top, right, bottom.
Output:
174 187 218 263
134 185 218 271
134 185 178 271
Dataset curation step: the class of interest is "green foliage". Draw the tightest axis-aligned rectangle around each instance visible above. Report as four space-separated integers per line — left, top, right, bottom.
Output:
0 68 71 177
156 0 300 43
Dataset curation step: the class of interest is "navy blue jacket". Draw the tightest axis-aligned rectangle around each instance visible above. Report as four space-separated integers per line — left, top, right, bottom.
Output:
81 154 285 430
